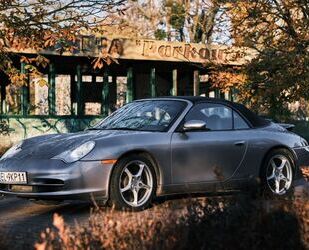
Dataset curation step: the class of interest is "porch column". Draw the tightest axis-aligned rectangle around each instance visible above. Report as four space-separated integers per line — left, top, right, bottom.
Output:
172 69 177 96
204 82 210 97
193 70 200 96
214 89 220 98
0 83 6 114
149 67 156 97
229 88 234 101
70 73 75 115
0 84 3 114
48 63 56 115
101 69 109 116
76 64 83 116
126 67 133 103
220 91 225 99
20 62 29 116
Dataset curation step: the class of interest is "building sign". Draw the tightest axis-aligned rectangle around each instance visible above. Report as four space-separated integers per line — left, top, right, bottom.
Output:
13 36 257 66
130 39 255 65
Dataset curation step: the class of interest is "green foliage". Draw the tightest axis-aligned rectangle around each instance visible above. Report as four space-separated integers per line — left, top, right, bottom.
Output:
154 29 167 40
0 119 10 136
169 2 185 31
243 48 309 120
225 0 309 120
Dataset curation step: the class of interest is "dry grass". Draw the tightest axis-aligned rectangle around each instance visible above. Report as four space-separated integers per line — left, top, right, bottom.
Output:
35 192 309 250
302 167 309 182
0 145 9 157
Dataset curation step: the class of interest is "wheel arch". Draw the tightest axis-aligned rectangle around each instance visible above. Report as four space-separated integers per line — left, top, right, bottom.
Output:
108 149 162 197
260 145 297 178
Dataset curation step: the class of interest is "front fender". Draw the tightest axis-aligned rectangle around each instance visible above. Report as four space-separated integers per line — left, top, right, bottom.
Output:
82 133 172 185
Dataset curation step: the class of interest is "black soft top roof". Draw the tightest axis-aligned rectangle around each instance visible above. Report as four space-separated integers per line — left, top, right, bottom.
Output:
151 96 270 128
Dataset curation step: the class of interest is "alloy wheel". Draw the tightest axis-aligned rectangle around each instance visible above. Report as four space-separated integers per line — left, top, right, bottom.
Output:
119 160 153 207
266 154 293 195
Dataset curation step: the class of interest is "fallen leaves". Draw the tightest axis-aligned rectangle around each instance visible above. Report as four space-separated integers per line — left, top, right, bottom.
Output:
302 167 309 182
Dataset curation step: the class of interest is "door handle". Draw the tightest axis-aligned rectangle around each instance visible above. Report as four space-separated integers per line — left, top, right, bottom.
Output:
234 141 245 146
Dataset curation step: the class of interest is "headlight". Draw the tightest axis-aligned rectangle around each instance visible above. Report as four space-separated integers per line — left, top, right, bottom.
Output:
0 141 23 160
52 141 95 163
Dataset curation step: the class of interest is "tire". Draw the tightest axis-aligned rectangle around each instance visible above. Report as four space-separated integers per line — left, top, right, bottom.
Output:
260 148 295 198
109 154 156 211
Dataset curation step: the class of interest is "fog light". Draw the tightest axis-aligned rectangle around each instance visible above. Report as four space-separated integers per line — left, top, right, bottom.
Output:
10 185 32 192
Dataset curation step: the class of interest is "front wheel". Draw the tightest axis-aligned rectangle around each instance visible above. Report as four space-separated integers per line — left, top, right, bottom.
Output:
109 154 156 211
261 149 294 198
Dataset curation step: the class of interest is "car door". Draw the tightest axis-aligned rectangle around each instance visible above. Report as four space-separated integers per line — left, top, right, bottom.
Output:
171 102 249 184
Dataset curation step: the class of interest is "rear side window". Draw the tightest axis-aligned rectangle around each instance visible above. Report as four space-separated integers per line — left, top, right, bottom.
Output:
234 103 270 127
234 111 249 129
185 103 233 130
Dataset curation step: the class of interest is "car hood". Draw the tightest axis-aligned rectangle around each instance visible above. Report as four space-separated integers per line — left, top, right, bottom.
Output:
13 130 141 160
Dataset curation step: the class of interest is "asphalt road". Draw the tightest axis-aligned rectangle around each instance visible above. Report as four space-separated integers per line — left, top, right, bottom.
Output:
0 181 308 250
0 196 93 250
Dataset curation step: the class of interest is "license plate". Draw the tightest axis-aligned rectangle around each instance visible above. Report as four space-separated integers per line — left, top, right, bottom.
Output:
0 172 27 184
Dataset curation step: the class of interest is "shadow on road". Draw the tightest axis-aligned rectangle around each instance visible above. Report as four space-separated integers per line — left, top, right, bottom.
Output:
0 197 93 250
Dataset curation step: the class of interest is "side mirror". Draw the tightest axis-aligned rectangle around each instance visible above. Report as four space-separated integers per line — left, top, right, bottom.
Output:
183 120 206 131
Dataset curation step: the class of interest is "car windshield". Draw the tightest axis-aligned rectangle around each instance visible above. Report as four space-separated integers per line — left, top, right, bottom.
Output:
93 100 187 132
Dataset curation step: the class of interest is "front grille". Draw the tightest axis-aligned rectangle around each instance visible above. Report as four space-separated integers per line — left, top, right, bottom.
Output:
0 184 7 191
32 178 64 186
32 186 63 193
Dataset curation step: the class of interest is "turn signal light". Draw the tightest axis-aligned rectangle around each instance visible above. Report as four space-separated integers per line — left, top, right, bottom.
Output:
101 159 117 165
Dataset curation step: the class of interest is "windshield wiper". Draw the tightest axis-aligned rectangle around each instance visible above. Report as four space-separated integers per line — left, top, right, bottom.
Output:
88 127 142 131
103 127 140 131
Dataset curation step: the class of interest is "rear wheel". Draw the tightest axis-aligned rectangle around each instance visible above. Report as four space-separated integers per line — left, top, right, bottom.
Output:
261 149 294 198
109 154 156 211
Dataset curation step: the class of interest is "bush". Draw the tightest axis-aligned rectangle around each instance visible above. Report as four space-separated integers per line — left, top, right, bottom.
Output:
35 193 309 250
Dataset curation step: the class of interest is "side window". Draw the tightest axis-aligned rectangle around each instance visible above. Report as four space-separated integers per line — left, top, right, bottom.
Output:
233 111 249 129
185 103 233 131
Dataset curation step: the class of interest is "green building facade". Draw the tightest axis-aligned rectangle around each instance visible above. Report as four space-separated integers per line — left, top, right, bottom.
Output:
0 37 255 152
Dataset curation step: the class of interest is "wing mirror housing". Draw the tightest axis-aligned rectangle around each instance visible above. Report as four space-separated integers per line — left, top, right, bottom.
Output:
183 120 206 131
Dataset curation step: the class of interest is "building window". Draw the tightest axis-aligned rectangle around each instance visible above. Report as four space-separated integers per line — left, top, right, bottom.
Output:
56 75 71 115
5 84 21 114
209 91 215 98
82 75 101 116
82 75 92 82
29 75 49 115
85 102 101 115
116 76 127 109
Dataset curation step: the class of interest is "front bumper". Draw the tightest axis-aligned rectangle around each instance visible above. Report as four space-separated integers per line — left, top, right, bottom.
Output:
0 158 114 200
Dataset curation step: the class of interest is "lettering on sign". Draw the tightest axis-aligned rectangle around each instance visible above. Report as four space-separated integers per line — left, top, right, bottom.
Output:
9 36 255 65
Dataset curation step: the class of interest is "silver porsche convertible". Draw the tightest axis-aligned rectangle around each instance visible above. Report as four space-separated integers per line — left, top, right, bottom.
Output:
0 97 308 210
